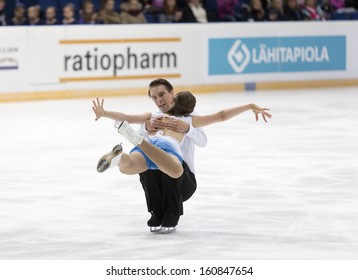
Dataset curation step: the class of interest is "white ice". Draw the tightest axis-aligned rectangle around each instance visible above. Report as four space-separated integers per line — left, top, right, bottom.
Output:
0 88 357 259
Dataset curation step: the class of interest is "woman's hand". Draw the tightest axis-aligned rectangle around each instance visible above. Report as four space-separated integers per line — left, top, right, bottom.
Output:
251 104 272 122
92 98 105 121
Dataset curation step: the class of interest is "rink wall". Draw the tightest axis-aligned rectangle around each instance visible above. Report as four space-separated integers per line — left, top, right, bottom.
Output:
1 21 358 102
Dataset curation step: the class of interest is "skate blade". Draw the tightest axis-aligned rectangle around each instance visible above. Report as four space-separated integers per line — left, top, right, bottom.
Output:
97 159 110 172
96 144 122 173
155 227 176 234
114 121 124 130
150 226 162 233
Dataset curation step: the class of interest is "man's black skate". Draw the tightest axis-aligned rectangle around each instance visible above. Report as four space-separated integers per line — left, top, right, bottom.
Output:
97 144 123 172
162 212 179 227
155 212 179 234
148 213 162 232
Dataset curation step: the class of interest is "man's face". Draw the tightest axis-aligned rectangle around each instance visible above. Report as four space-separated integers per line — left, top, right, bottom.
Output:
149 85 174 113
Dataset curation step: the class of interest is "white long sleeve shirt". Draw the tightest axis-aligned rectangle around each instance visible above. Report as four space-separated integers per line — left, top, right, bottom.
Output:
138 111 207 174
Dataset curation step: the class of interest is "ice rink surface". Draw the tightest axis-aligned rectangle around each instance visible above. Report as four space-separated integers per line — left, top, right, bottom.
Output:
0 87 357 260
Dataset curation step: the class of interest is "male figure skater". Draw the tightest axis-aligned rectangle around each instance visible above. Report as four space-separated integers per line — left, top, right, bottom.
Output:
138 79 207 232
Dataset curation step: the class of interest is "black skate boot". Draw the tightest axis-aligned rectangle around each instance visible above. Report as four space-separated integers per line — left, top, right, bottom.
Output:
158 212 179 234
147 212 163 233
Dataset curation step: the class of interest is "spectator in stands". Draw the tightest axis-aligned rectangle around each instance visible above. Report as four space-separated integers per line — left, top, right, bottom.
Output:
98 0 122 24
45 6 58 25
296 0 304 6
9 3 27 25
320 0 331 19
150 0 166 13
301 0 325 20
143 0 165 21
138 0 151 12
26 5 42 25
181 0 209 22
245 0 266 21
79 0 98 24
120 0 147 23
63 3 78 24
217 0 240 21
152 0 165 9
283 0 307 20
175 0 188 9
330 0 345 11
0 0 6 26
268 0 285 21
159 0 182 22
345 0 357 9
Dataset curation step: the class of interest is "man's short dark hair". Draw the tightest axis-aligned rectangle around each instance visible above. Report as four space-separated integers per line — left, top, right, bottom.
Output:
148 78 174 97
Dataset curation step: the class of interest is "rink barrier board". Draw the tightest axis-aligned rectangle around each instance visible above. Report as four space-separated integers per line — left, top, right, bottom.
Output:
59 73 182 83
1 78 358 103
1 22 357 102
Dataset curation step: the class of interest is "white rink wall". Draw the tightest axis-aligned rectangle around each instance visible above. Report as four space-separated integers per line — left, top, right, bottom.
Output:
1 21 358 101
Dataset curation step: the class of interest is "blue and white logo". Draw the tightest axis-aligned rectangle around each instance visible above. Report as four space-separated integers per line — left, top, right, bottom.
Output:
227 40 250 73
209 36 346 75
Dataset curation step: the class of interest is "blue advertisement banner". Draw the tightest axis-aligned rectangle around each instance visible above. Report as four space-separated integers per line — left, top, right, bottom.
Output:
209 36 346 75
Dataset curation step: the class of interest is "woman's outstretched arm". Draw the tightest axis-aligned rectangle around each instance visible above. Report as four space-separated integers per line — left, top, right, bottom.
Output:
191 104 272 127
92 97 151 124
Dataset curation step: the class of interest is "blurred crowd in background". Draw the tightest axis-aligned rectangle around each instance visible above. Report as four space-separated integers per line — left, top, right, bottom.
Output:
1 0 358 26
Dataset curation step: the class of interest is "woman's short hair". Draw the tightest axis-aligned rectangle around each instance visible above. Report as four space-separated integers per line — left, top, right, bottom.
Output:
167 91 196 117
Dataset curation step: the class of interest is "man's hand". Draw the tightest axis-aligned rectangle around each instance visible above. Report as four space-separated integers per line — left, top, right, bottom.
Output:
164 118 190 133
92 98 105 121
145 117 190 134
145 117 166 133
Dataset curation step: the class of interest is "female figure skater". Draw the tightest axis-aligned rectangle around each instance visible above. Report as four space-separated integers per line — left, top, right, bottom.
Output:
92 91 272 180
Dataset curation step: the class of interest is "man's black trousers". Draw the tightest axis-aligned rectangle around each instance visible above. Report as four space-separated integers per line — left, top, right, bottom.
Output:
139 161 197 217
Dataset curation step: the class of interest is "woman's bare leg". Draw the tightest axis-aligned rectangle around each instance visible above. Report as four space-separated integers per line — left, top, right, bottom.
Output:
115 121 183 178
118 152 148 175
137 141 183 179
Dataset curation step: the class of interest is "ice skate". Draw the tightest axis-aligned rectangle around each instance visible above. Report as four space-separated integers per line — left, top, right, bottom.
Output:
156 227 176 234
150 226 162 233
147 213 162 233
97 144 123 172
114 121 144 146
152 213 178 234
